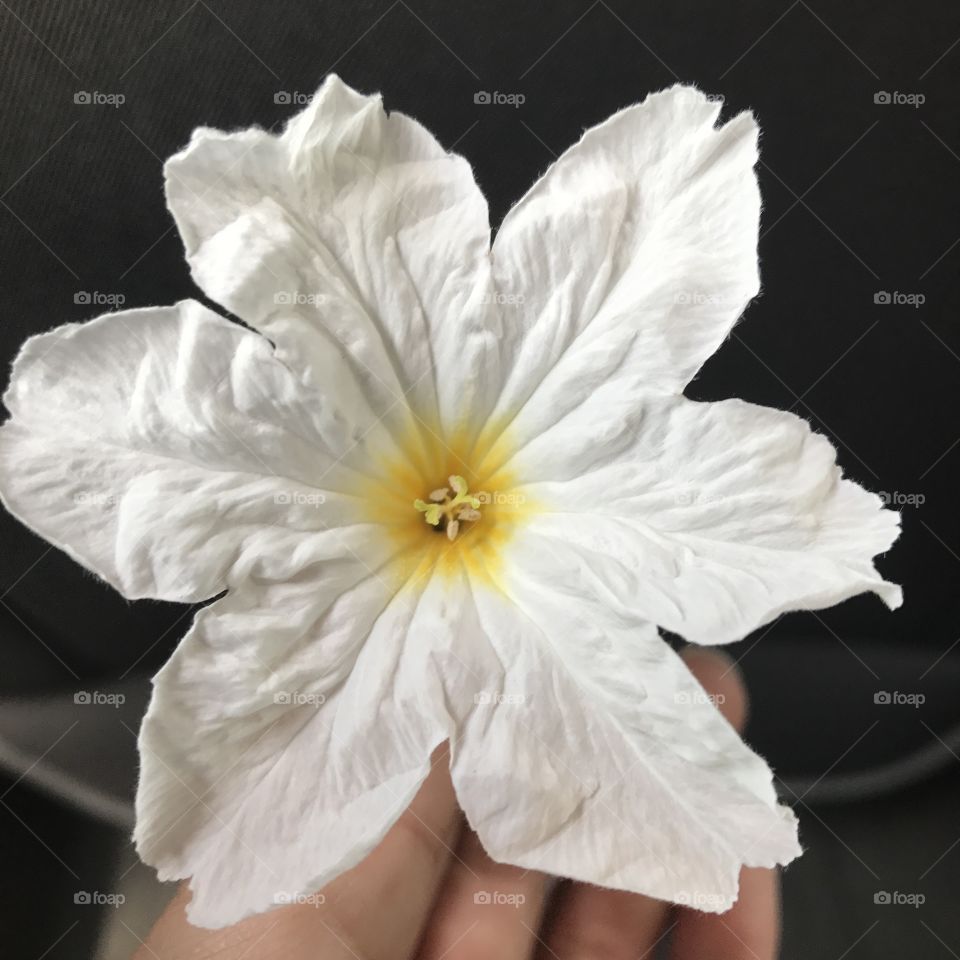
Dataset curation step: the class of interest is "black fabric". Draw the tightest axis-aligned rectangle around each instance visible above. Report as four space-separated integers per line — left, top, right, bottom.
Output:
1 0 957 777
0 773 121 960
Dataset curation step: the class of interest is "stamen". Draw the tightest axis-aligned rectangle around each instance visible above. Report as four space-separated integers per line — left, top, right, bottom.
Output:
413 475 486 541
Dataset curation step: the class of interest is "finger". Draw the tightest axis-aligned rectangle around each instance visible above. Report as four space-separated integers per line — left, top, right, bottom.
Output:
537 881 672 960
669 866 779 960
136 741 463 960
669 650 780 960
536 646 749 960
416 827 549 959
676 645 748 732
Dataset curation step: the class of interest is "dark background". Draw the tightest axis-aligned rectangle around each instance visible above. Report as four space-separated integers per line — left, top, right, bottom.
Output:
0 1 958 957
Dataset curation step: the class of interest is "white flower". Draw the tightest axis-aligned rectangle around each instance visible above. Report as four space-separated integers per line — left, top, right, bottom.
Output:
0 76 901 928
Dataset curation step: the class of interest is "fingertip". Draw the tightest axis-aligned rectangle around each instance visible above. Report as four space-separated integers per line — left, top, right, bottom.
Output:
679 646 748 733
670 866 780 960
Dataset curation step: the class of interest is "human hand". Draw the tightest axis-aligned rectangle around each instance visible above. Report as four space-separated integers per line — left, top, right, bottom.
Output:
134 647 780 959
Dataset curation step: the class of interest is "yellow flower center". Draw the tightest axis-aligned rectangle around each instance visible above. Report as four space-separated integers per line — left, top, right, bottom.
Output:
358 416 531 588
413 475 485 542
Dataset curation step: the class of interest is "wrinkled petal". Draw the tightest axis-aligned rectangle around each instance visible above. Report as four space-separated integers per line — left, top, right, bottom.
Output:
136 565 493 927
506 393 901 645
140 548 800 924
0 300 403 601
166 74 504 443
477 84 760 463
451 579 799 909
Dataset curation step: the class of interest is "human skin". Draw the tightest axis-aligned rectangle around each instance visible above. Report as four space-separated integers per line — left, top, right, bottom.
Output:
134 647 780 960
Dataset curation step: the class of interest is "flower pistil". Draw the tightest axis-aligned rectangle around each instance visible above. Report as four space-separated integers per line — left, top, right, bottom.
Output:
414 475 485 542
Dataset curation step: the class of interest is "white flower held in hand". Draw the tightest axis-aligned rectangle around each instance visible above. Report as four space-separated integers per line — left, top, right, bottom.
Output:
0 76 901 928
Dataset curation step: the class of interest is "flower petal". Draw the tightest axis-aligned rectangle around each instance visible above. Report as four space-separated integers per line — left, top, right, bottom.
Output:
165 74 503 440
136 566 491 927
451 579 799 910
507 393 901 645
479 85 759 458
0 300 401 601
